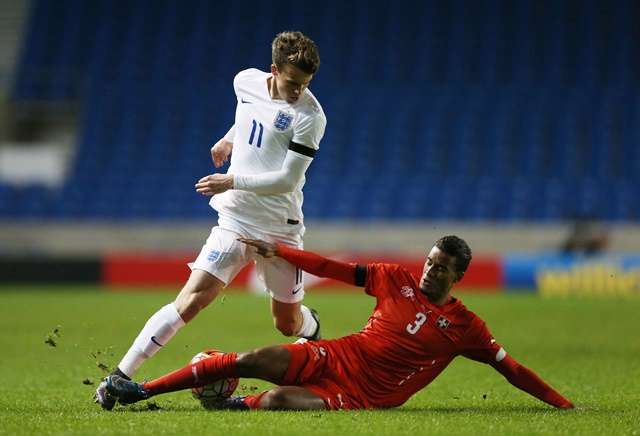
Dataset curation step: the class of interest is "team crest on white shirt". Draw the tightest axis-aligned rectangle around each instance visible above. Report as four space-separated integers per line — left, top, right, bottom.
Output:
273 110 294 131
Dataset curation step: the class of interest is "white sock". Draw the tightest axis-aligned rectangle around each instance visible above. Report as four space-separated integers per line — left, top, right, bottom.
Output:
117 303 186 378
295 305 318 338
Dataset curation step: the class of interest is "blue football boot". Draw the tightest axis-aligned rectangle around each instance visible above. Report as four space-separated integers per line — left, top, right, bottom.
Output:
105 375 150 405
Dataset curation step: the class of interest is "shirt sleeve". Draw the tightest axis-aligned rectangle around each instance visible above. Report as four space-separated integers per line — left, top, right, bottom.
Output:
459 317 506 364
364 263 403 298
460 315 574 409
292 111 326 150
232 69 254 100
223 124 236 142
232 68 261 101
276 244 360 285
232 149 312 194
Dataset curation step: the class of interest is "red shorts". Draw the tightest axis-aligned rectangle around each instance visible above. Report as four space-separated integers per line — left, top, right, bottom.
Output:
282 340 369 410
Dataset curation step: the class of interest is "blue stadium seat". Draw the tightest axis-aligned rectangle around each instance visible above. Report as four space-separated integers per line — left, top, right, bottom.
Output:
5 0 639 222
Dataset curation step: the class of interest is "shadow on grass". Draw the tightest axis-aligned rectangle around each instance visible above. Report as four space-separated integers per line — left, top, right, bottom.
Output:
108 401 620 416
385 404 624 415
111 402 569 414
387 405 559 414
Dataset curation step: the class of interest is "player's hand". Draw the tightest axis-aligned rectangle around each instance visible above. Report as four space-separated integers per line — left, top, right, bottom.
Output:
237 238 278 258
195 174 234 196
211 139 233 168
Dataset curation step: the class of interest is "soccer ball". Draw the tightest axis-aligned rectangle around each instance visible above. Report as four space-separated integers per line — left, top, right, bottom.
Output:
190 350 239 408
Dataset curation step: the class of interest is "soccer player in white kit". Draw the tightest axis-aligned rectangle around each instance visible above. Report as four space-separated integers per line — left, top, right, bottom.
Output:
95 31 326 410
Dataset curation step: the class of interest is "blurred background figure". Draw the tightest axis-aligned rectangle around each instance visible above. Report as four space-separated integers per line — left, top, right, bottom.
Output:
561 217 609 256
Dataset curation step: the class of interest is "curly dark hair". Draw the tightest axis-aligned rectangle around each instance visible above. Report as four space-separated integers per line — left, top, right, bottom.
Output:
434 235 472 274
271 31 320 74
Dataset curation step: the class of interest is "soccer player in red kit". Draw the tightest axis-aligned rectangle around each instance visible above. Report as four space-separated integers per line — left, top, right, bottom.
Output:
104 236 574 411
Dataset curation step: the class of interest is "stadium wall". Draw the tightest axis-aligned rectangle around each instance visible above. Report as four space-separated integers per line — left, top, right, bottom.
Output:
2 222 640 255
2 222 638 295
3 250 638 297
0 251 503 290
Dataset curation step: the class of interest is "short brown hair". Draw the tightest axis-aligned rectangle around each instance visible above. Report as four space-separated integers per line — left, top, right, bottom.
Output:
271 31 320 75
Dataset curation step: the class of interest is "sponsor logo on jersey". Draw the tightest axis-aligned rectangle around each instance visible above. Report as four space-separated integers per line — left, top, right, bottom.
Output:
309 345 327 361
207 250 221 262
400 286 415 298
273 110 294 131
436 315 451 329
241 97 252 104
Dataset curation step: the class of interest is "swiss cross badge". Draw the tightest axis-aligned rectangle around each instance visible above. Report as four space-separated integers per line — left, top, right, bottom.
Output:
436 315 451 329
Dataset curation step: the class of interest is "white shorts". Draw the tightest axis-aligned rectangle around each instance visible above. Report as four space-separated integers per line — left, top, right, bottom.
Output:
190 222 305 304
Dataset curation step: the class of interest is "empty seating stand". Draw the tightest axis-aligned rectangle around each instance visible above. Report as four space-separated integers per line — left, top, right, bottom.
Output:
4 0 639 221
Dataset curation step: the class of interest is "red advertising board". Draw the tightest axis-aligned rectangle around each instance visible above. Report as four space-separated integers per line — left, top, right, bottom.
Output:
103 251 502 291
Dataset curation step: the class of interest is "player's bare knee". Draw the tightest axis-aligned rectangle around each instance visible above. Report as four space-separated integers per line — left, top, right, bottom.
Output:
259 389 291 410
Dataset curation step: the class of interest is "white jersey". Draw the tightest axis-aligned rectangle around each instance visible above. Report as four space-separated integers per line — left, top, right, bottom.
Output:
211 68 326 236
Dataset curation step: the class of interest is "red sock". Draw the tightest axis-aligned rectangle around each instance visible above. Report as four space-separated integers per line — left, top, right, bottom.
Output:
243 392 268 409
143 352 237 396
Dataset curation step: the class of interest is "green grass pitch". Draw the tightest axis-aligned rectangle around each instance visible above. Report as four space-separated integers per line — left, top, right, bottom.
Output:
0 286 638 435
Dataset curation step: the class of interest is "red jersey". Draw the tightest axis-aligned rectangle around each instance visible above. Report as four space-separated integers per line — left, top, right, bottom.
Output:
144 244 572 411
285 263 504 409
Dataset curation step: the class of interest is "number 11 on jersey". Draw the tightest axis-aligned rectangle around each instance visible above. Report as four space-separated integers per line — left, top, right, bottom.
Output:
249 120 264 148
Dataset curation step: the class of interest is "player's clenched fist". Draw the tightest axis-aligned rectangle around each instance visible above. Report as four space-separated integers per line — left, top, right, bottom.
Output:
211 139 233 168
195 174 234 196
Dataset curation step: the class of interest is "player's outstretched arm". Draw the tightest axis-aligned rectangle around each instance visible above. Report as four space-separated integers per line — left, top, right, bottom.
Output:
238 238 363 286
490 354 574 409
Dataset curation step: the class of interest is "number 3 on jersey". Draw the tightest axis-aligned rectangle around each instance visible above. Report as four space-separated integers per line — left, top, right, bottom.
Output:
249 120 263 148
406 312 427 335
